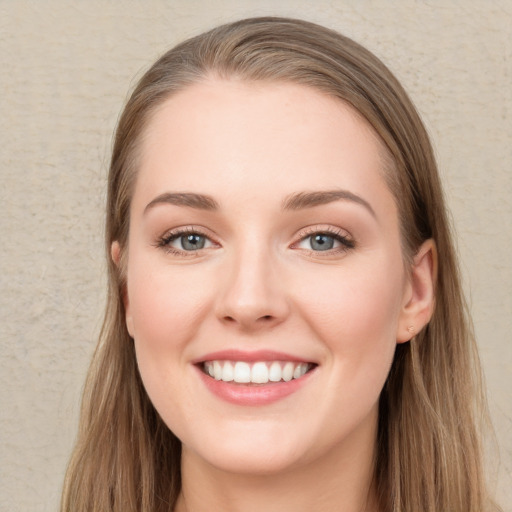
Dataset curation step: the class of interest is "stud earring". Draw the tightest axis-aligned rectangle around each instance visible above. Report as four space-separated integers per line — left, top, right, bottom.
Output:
407 325 415 334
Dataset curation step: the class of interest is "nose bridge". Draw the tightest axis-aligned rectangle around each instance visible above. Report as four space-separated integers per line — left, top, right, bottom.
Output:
216 234 288 329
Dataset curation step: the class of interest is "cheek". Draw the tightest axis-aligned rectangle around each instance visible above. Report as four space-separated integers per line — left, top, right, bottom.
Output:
125 256 217 398
293 258 404 388
127 258 209 341
298 260 403 338
126 260 217 426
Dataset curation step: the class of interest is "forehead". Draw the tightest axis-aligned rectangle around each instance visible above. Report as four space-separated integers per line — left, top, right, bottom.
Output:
134 78 395 216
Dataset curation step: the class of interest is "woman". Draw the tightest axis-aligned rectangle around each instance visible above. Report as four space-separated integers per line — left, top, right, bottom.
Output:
61 17 499 512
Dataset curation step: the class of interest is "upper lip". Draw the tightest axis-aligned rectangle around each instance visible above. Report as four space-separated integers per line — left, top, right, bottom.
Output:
192 349 316 364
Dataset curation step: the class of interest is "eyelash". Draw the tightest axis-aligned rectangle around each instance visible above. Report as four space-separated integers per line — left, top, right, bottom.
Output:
155 225 355 257
292 225 355 255
155 226 217 257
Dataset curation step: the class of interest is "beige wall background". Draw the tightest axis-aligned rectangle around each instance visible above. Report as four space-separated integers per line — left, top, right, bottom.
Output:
1 1 510 510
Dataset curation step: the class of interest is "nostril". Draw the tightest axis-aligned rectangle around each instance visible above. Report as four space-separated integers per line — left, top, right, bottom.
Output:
222 314 274 325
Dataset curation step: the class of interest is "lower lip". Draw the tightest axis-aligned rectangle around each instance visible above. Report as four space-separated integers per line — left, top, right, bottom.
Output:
195 366 315 406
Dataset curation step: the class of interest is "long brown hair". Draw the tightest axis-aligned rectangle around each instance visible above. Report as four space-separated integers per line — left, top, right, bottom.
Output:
61 17 499 512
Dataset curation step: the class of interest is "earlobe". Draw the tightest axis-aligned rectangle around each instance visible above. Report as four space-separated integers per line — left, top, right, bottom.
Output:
111 241 121 265
111 241 134 337
397 239 437 343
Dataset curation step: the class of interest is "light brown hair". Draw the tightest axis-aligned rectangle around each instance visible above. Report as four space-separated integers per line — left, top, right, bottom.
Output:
61 17 499 512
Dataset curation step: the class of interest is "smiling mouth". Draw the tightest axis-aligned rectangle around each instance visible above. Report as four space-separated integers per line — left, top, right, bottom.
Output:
201 360 316 385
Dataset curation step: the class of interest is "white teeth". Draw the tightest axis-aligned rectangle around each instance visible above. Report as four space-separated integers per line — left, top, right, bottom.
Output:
221 361 234 382
234 362 251 383
213 361 222 380
293 363 308 379
203 360 312 384
251 362 269 383
282 362 294 382
269 361 282 382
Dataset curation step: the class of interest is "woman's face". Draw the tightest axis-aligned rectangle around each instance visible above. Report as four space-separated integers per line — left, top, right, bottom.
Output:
121 79 425 475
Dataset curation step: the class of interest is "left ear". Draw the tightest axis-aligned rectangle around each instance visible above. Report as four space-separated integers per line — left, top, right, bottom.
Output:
396 239 437 343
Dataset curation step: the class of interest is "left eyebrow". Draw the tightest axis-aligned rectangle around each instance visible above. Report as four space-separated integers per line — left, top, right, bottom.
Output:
282 189 376 218
144 192 220 213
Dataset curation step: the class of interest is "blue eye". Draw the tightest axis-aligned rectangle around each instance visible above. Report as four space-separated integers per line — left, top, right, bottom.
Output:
309 233 339 251
295 230 354 253
309 233 336 251
171 233 212 251
178 233 207 251
159 230 214 252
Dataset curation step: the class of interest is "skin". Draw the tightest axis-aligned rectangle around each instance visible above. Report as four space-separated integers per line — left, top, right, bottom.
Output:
114 79 436 512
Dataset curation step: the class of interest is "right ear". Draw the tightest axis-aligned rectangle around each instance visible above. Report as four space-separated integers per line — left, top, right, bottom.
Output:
111 241 134 337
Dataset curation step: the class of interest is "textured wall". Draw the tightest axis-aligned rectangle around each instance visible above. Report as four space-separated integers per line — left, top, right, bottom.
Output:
1 1 510 511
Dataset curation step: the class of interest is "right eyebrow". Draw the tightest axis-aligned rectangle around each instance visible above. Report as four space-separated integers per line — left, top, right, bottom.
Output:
282 189 376 218
144 192 220 213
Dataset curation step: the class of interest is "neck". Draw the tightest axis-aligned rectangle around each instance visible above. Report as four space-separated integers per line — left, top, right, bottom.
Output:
174 410 380 512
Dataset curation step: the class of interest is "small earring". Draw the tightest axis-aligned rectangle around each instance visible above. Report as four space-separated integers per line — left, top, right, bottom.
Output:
407 325 415 334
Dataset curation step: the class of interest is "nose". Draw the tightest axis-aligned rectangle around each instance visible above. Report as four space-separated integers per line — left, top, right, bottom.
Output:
215 246 290 332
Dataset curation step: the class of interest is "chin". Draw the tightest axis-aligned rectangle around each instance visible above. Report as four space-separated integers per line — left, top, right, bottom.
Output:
180 422 312 476
195 444 304 476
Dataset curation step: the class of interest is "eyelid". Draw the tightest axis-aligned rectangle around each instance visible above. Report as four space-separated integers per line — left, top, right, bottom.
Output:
291 225 355 253
155 225 220 255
